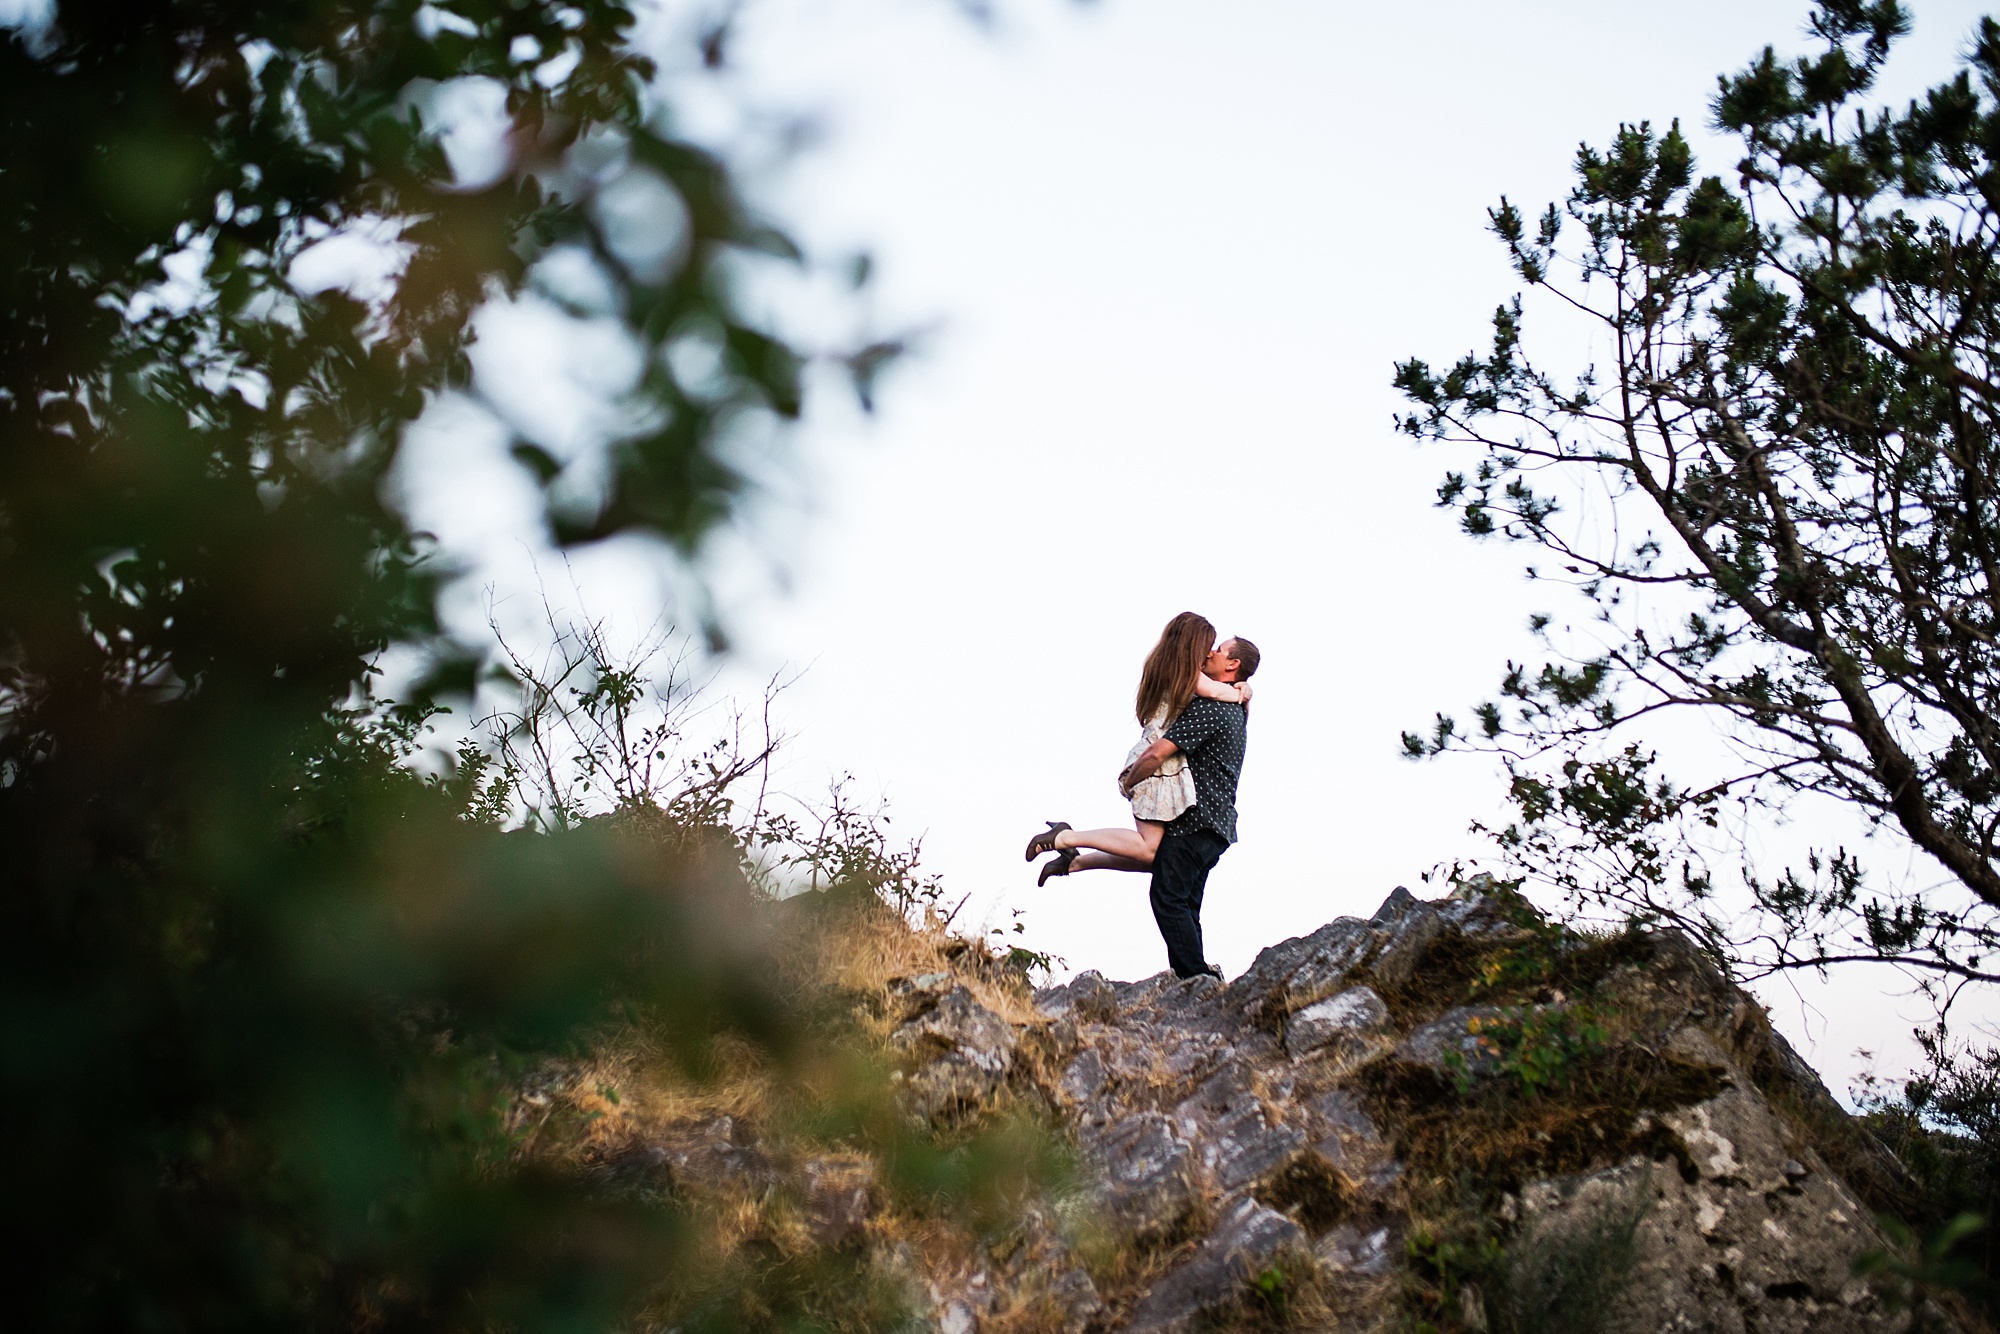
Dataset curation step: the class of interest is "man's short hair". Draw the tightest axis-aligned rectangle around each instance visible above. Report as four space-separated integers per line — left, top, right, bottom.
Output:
1224 637 1260 680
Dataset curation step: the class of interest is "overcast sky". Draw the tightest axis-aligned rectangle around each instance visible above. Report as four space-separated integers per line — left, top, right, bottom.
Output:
395 0 2000 1097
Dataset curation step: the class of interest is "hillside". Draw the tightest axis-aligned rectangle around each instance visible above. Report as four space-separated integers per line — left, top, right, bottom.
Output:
530 877 1969 1333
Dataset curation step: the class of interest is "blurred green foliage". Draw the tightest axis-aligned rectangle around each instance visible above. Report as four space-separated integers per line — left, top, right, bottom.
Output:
0 1 918 1328
1858 1035 2000 1322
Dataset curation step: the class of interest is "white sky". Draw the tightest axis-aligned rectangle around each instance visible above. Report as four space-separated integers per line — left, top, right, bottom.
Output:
396 0 2000 1098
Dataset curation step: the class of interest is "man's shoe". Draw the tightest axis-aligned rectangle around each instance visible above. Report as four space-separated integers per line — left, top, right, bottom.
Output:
1202 964 1224 982
1024 821 1071 861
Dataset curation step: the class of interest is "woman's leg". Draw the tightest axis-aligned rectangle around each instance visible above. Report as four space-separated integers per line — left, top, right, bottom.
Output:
1057 819 1165 867
1070 852 1153 873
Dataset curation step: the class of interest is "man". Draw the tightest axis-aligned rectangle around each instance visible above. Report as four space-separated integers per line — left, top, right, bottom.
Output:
1119 635 1260 981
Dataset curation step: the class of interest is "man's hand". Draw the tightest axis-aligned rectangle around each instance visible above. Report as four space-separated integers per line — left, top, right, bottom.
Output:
1122 738 1179 798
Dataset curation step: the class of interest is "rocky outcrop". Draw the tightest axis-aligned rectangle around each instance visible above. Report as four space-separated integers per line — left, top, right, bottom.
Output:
972 881 1935 1331
599 881 1947 1332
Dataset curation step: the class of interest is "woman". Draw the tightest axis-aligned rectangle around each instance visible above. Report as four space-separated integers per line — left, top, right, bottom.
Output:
1024 612 1249 886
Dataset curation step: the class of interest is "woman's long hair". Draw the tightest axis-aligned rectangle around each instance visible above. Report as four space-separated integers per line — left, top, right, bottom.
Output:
1135 612 1215 725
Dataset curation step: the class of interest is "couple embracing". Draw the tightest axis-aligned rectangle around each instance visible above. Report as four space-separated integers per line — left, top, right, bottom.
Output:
1024 612 1259 982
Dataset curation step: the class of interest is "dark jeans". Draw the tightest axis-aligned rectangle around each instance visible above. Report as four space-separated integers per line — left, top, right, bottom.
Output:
1149 829 1228 978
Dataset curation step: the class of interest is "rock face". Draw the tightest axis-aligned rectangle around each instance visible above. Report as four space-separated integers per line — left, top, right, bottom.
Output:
991 880 1934 1332
1519 1031 1907 1333
1513 1085 1895 1333
1007 894 1449 1329
1089 1112 1198 1242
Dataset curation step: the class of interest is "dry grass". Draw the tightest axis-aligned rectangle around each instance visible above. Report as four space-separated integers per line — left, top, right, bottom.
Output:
783 886 1047 1032
1217 1246 1361 1333
505 882 1095 1333
1261 1152 1359 1234
1072 1206 1215 1327
511 1029 784 1173
518 884 1053 1157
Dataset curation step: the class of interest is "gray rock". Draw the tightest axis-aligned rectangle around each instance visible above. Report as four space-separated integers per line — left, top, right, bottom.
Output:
993 905 1929 1333
1741 1005 1922 1211
1370 885 1419 925
1394 1004 1512 1079
1087 1112 1197 1241
1156 1029 1229 1085
1093 1028 1172 1102
1280 919 1377 1014
1436 876 1521 936
1226 917 1365 1016
1657 1083 1818 1194
1169 1063 1307 1194
893 987 1018 1122
1661 1022 1735 1072
893 986 1017 1067
1300 1089 1401 1200
1369 900 1443 988
904 1053 1007 1124
800 1154 875 1247
1136 973 1230 1034
1207 1099 1310 1194
1301 1087 1381 1145
1036 968 1119 1022
1284 985 1391 1059
1112 970 1177 1011
1173 1060 1256 1124
1122 1197 1306 1333
1316 1220 1398 1276
1164 970 1225 1003
1643 928 1737 1004
1055 1048 1108 1108
631 1114 771 1193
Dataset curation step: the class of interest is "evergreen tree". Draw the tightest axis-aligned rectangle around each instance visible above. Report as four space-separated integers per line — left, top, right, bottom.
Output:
1395 1 2000 1297
1397 0 2000 1003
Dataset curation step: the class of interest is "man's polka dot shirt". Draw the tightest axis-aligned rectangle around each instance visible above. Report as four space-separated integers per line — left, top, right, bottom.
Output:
1162 696 1248 844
